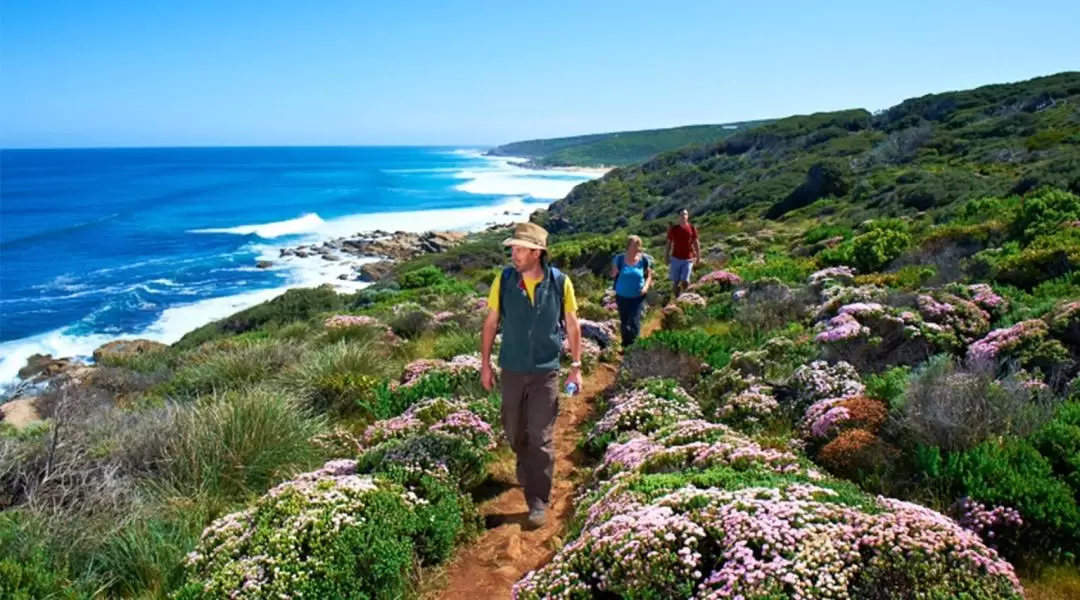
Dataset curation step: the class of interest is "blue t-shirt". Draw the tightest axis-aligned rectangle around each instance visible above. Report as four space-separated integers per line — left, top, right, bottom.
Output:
613 253 651 298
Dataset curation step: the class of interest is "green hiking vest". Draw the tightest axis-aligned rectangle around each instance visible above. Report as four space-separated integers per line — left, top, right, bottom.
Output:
498 265 566 373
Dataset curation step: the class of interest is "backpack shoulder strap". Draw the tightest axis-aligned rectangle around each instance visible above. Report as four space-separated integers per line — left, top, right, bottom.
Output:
498 266 514 318
550 266 567 329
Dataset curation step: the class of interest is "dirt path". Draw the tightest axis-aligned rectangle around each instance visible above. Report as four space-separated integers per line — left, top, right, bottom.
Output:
434 362 617 600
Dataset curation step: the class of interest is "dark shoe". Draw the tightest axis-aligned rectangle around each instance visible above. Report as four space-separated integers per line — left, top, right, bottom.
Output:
527 506 546 528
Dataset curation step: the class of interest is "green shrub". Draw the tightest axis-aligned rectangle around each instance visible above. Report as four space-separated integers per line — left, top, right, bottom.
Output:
175 287 344 349
162 386 326 501
399 265 450 289
804 223 854 245
864 365 911 409
358 432 493 491
175 472 423 600
286 341 389 415
161 339 299 399
548 235 626 274
432 330 481 360
928 438 1080 564
1011 187 1080 243
820 226 913 273
987 228 1080 289
1029 402 1080 495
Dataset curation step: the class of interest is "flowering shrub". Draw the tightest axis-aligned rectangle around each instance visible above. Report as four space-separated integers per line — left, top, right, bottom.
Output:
579 318 617 349
717 383 780 429
599 420 811 481
562 335 601 372
177 461 429 599
815 429 899 480
950 497 1024 548
801 396 888 442
660 303 689 330
918 292 991 341
586 386 702 455
788 360 865 411
689 270 742 293
814 302 939 371
808 265 857 289
323 314 399 343
358 430 493 490
675 292 707 307
967 319 1072 376
814 283 888 320
360 397 495 451
514 483 1023 599
398 353 494 389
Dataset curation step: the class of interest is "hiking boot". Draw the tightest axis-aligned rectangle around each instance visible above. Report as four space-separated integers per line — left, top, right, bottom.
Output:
527 506 546 528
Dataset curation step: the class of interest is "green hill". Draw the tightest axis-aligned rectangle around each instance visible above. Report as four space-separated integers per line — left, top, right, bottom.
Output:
540 71 1080 234
485 121 771 167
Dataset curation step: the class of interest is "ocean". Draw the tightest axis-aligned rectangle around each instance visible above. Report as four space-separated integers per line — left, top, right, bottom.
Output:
0 146 601 384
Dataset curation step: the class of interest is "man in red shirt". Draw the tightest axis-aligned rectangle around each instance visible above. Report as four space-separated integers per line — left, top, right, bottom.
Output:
665 208 699 294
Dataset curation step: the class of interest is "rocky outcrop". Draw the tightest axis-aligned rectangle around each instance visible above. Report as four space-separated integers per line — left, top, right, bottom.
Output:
280 230 466 264
358 261 394 282
92 339 169 364
17 354 74 381
256 260 274 269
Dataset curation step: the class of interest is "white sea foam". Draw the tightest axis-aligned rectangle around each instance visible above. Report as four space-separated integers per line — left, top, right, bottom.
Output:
188 213 327 239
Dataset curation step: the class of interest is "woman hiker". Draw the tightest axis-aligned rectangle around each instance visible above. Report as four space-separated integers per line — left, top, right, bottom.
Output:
610 234 653 348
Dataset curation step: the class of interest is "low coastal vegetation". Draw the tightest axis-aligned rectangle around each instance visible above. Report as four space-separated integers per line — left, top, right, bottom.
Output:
2 71 1079 599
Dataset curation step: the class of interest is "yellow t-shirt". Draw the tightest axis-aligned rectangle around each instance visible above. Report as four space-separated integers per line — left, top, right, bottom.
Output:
487 271 578 315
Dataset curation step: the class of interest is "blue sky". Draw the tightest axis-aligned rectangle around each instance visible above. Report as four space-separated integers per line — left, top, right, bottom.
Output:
3 0 1078 148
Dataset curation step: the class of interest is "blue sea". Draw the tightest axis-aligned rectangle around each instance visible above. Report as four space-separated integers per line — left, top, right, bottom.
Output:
0 147 601 383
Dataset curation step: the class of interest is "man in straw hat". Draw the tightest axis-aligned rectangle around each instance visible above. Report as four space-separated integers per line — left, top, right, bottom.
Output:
481 221 582 528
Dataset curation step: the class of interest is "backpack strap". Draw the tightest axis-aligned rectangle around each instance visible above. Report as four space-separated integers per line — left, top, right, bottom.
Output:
550 266 567 331
498 266 514 321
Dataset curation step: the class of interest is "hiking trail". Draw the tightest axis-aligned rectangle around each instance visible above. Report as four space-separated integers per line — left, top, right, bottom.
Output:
430 314 661 600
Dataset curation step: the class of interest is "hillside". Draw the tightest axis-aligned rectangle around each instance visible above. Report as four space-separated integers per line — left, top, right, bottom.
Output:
3 71 1080 600
540 71 1080 234
485 120 770 167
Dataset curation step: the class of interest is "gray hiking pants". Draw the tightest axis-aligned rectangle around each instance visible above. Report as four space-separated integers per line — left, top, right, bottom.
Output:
500 369 559 510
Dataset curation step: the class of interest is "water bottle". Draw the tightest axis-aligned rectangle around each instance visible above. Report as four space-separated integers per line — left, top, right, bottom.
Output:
564 382 579 396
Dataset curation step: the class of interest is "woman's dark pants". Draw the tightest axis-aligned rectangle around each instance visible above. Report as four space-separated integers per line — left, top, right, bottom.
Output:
615 294 647 347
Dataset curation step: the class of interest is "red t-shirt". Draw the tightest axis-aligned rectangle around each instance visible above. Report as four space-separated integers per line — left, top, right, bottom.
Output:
667 224 698 260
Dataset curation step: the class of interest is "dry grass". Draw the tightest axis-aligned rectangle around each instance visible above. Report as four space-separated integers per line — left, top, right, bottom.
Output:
1022 567 1080 600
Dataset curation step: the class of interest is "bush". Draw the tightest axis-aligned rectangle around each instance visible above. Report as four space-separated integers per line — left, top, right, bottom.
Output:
898 355 1056 452
817 429 898 480
161 339 299 399
732 278 813 333
619 344 709 390
432 330 481 360
930 438 1080 564
398 265 449 289
176 464 426 600
286 341 389 416
863 365 911 408
1011 187 1080 243
162 386 326 501
389 307 436 339
1029 401 1080 495
820 226 913 273
175 287 344 349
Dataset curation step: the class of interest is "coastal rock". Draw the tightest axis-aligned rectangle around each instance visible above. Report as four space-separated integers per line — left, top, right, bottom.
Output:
279 248 295 258
358 261 394 282
322 253 341 261
256 260 274 269
338 274 350 281
17 354 73 381
283 230 466 263
0 398 41 430
92 339 169 364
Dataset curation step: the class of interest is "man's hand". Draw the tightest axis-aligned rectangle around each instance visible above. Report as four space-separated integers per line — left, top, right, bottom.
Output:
566 367 583 392
481 363 494 391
